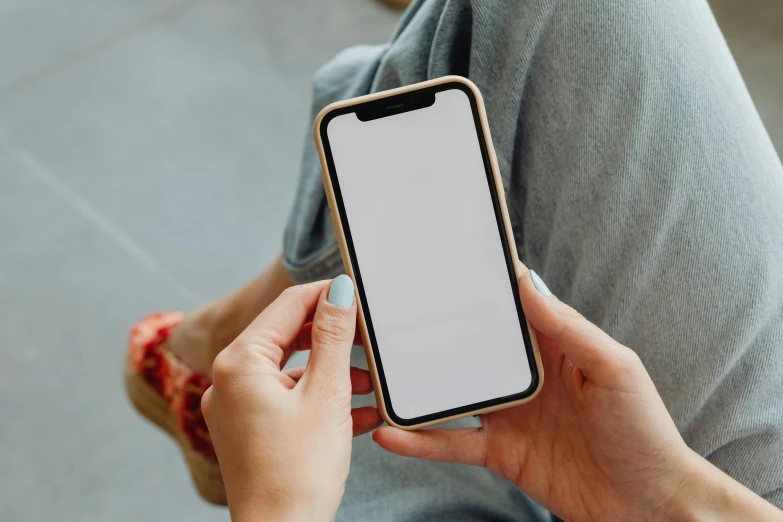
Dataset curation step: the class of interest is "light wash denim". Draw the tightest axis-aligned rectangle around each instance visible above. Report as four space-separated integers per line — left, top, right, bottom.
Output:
283 0 783 518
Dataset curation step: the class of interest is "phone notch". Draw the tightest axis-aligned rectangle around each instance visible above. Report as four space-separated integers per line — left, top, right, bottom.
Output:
356 91 436 122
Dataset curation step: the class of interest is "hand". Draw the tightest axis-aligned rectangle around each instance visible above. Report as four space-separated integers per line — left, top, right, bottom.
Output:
202 276 382 522
373 267 702 521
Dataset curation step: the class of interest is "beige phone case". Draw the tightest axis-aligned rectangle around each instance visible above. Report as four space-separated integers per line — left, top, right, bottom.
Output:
313 75 544 430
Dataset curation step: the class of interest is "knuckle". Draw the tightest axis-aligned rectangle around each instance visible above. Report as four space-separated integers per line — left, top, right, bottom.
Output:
211 351 236 386
619 348 643 372
244 332 286 366
279 285 309 309
554 314 579 344
562 304 586 324
250 325 288 350
200 387 214 419
222 333 286 374
312 314 352 346
280 285 301 299
550 302 585 342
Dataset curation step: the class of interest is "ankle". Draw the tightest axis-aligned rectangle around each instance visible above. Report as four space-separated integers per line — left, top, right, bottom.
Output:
168 307 226 378
168 254 296 377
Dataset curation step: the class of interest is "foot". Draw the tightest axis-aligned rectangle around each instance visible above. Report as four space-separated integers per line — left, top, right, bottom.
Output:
126 312 226 504
125 254 295 504
169 254 296 378
167 307 227 379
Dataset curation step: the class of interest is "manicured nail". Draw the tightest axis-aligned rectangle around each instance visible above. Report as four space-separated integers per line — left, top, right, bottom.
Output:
530 270 552 296
328 274 355 308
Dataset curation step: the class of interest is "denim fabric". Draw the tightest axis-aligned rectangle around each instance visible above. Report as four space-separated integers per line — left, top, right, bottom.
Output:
283 0 783 516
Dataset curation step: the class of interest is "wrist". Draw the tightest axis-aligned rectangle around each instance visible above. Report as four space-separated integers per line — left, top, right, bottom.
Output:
662 449 783 522
660 449 719 522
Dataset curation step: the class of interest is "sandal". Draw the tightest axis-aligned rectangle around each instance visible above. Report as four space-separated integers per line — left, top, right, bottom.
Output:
124 312 226 505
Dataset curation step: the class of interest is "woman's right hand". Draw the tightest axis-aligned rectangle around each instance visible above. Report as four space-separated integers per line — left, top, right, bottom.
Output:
374 267 783 522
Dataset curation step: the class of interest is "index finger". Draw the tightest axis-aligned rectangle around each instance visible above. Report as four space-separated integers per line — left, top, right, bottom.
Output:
517 268 639 388
232 281 330 369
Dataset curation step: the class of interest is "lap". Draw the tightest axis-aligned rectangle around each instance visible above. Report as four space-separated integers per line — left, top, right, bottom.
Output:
283 348 548 522
285 0 783 508
340 429 547 522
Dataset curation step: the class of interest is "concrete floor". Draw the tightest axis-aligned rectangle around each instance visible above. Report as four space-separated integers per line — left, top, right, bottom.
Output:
0 0 780 520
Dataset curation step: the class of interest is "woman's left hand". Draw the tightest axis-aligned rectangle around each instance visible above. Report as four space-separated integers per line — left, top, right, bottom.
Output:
201 276 382 522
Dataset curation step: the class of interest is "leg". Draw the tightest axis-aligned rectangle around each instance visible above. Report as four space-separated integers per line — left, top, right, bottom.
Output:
169 253 294 377
285 0 783 514
125 254 293 504
334 348 549 522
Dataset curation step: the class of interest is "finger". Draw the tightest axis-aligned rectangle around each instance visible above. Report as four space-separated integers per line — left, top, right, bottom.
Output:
288 322 365 353
280 322 320 368
517 268 639 386
200 385 215 425
283 322 364 369
232 281 330 370
200 386 220 449
283 366 374 394
352 407 383 437
348 366 374 394
373 426 487 466
301 275 357 392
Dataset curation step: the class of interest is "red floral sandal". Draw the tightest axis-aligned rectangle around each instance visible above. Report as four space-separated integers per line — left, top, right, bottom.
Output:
125 312 226 505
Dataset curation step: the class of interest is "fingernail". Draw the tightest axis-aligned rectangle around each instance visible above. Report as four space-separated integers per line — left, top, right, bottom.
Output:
328 274 355 308
530 270 552 296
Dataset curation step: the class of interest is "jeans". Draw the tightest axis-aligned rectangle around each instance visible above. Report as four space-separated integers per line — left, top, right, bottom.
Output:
283 0 783 518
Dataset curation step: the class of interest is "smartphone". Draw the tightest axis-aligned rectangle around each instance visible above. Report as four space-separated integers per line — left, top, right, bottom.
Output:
314 76 543 430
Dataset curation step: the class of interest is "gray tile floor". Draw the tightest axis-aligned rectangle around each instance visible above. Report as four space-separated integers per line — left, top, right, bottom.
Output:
0 1 398 520
0 0 780 520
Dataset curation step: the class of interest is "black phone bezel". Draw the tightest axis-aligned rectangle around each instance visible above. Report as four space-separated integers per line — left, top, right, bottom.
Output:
318 80 539 426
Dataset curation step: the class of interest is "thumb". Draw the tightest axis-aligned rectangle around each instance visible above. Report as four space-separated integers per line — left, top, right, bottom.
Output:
373 426 487 467
301 275 358 392
519 268 640 387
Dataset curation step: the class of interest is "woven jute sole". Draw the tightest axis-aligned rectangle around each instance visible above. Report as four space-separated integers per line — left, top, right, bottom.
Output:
124 361 227 505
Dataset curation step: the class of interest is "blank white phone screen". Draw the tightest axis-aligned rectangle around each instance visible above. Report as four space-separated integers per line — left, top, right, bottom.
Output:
326 87 533 420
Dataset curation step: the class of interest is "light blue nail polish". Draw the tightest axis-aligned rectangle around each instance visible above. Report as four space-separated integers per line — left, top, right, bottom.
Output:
530 270 552 296
328 274 355 308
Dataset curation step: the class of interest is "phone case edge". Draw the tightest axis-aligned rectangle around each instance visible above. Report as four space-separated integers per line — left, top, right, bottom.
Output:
313 75 545 431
